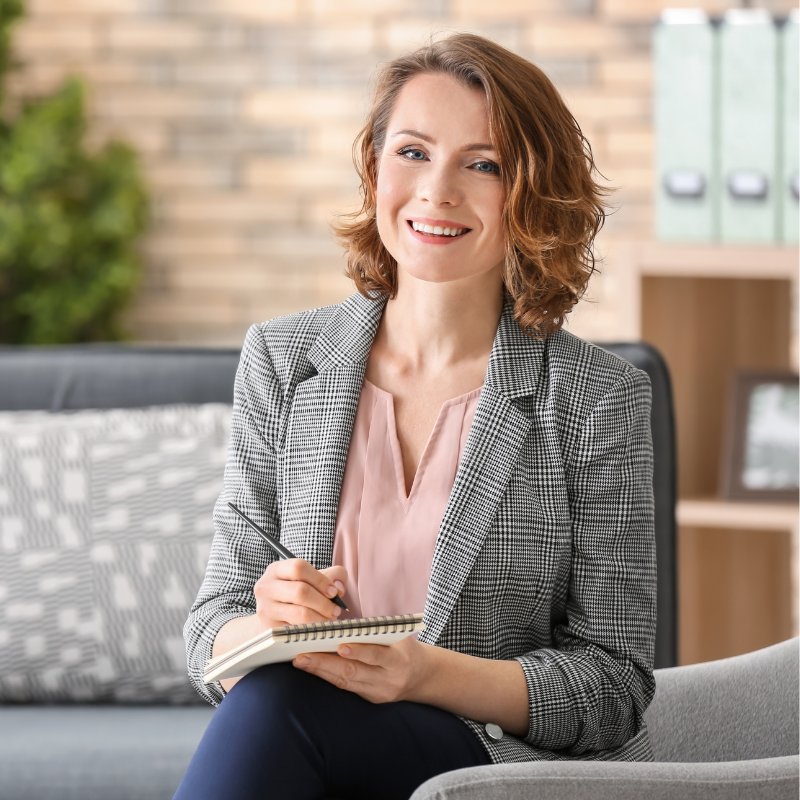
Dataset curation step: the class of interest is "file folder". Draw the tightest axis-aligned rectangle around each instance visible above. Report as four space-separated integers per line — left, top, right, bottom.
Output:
654 9 716 241
719 9 779 243
780 11 798 243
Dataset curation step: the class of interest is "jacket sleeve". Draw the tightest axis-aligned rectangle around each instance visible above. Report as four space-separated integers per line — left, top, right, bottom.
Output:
514 368 657 755
183 324 282 705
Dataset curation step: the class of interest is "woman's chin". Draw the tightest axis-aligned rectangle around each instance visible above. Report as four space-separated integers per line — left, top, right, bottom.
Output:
398 263 500 288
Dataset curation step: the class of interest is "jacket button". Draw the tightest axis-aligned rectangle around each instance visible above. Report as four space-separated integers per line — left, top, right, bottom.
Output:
484 723 503 741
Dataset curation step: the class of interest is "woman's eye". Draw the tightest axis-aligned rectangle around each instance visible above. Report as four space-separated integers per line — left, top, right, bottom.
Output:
472 160 500 175
398 147 426 161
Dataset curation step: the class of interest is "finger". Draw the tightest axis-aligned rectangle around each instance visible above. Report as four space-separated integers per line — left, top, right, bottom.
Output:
336 643 389 666
319 565 348 598
268 602 336 627
294 652 378 691
255 590 334 627
271 558 339 600
274 559 342 604
269 579 342 621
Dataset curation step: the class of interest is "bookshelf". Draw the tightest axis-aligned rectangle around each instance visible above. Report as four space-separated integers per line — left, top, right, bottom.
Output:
677 499 799 638
618 241 799 665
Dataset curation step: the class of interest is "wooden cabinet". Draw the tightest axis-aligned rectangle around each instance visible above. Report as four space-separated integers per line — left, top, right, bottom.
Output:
616 242 798 665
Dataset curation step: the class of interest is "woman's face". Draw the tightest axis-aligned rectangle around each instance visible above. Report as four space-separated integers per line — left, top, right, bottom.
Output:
375 72 506 287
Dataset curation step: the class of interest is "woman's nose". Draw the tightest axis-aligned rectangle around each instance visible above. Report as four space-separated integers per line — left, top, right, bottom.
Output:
416 161 462 206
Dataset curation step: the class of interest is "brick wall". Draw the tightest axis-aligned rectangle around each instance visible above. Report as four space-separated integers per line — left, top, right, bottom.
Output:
8 0 796 344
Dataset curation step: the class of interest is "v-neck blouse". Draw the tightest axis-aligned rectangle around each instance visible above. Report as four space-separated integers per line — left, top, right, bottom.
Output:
332 379 482 619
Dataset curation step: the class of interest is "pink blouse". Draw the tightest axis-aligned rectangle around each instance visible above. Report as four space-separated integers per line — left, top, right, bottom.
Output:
332 379 482 619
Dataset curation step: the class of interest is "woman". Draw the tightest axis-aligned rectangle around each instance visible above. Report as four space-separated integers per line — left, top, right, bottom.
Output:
176 33 656 800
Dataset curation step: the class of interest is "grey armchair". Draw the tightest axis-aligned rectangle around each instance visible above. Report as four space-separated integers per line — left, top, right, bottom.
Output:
410 637 800 800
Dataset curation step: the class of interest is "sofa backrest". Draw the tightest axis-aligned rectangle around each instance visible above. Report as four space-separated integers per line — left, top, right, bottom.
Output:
645 637 800 762
0 346 240 411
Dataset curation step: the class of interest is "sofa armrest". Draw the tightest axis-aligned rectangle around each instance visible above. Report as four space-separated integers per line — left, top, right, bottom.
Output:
410 756 799 800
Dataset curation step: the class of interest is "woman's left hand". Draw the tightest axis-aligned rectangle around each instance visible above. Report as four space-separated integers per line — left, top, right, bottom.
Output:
292 636 433 704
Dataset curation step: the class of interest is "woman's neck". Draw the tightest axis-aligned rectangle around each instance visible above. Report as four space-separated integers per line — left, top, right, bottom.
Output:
376 266 504 374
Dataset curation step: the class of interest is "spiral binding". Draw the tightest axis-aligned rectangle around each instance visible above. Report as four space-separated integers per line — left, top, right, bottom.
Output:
279 614 421 643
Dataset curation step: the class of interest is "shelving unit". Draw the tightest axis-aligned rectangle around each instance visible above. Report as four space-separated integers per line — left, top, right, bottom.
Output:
677 499 799 637
636 242 799 280
616 240 799 665
677 498 799 530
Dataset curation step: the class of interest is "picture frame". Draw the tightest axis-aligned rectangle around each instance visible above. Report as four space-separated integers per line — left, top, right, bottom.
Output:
719 371 799 502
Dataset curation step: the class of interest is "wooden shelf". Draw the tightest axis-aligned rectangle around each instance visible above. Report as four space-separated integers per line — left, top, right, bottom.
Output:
640 241 798 279
677 498 799 531
620 241 798 280
678 498 800 642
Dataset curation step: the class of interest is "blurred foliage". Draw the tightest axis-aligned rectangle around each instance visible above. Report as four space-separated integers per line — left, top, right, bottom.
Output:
0 0 148 344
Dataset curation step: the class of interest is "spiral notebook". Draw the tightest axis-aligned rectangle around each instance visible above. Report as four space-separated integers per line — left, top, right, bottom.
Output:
204 613 425 683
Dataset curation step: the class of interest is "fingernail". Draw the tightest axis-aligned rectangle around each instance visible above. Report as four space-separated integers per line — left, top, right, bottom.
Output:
326 585 337 597
334 580 345 593
339 646 351 656
294 656 311 667
332 606 341 616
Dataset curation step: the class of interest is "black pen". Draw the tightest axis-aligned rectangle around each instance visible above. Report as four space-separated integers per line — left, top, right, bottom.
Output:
227 501 349 611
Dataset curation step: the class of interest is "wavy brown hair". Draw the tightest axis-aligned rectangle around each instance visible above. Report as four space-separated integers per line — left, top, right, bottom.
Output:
333 33 611 338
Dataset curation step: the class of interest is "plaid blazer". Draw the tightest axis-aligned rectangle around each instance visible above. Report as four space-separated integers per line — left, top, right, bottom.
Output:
184 292 657 765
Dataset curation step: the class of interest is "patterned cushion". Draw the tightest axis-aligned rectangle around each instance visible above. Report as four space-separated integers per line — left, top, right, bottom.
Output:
0 404 231 703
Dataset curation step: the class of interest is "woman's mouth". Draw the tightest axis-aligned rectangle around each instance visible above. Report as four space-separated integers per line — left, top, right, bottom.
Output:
408 220 470 238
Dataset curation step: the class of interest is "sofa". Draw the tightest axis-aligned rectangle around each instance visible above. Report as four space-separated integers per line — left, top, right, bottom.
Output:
0 346 243 800
411 637 800 800
0 338 710 799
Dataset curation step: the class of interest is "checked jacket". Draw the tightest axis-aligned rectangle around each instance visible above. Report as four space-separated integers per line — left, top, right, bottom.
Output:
184 291 657 765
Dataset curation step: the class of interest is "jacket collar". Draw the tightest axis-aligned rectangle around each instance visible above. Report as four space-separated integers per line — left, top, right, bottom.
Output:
306 292 386 374
484 299 545 401
307 291 544 401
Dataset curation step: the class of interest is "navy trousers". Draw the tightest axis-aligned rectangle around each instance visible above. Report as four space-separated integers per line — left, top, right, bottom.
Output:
173 663 490 800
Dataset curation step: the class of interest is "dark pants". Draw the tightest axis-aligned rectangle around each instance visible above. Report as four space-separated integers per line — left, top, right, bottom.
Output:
173 662 490 800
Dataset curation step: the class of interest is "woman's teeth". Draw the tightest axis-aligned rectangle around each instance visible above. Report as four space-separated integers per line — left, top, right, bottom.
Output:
410 221 467 237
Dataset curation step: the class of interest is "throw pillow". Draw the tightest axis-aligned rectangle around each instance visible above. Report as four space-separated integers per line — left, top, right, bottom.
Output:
0 404 231 703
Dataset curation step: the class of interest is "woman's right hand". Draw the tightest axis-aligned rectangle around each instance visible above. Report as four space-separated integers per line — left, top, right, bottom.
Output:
213 560 348 693
254 559 348 630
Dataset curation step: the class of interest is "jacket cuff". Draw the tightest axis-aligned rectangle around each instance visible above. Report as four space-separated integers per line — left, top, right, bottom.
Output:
186 608 255 706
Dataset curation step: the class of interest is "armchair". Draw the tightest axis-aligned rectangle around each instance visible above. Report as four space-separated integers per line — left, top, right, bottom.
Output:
411 637 799 800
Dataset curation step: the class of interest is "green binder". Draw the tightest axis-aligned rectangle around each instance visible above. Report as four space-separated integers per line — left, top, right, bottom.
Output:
719 9 779 243
654 9 716 241
779 11 799 244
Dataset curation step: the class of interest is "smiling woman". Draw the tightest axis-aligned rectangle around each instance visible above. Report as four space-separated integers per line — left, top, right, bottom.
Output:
175 33 656 800
373 73 507 290
336 34 609 338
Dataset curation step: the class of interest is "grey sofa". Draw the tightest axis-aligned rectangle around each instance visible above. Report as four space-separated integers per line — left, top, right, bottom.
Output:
0 339 686 799
0 346 236 800
411 637 800 800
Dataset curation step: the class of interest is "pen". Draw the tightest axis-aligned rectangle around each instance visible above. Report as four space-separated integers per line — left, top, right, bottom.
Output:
227 501 349 612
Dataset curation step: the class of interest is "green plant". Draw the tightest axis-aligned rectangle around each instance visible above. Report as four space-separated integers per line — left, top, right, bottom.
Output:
0 0 148 344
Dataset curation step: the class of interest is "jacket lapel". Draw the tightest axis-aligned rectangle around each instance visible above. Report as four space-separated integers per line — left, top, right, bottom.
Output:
419 303 544 645
280 293 385 569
